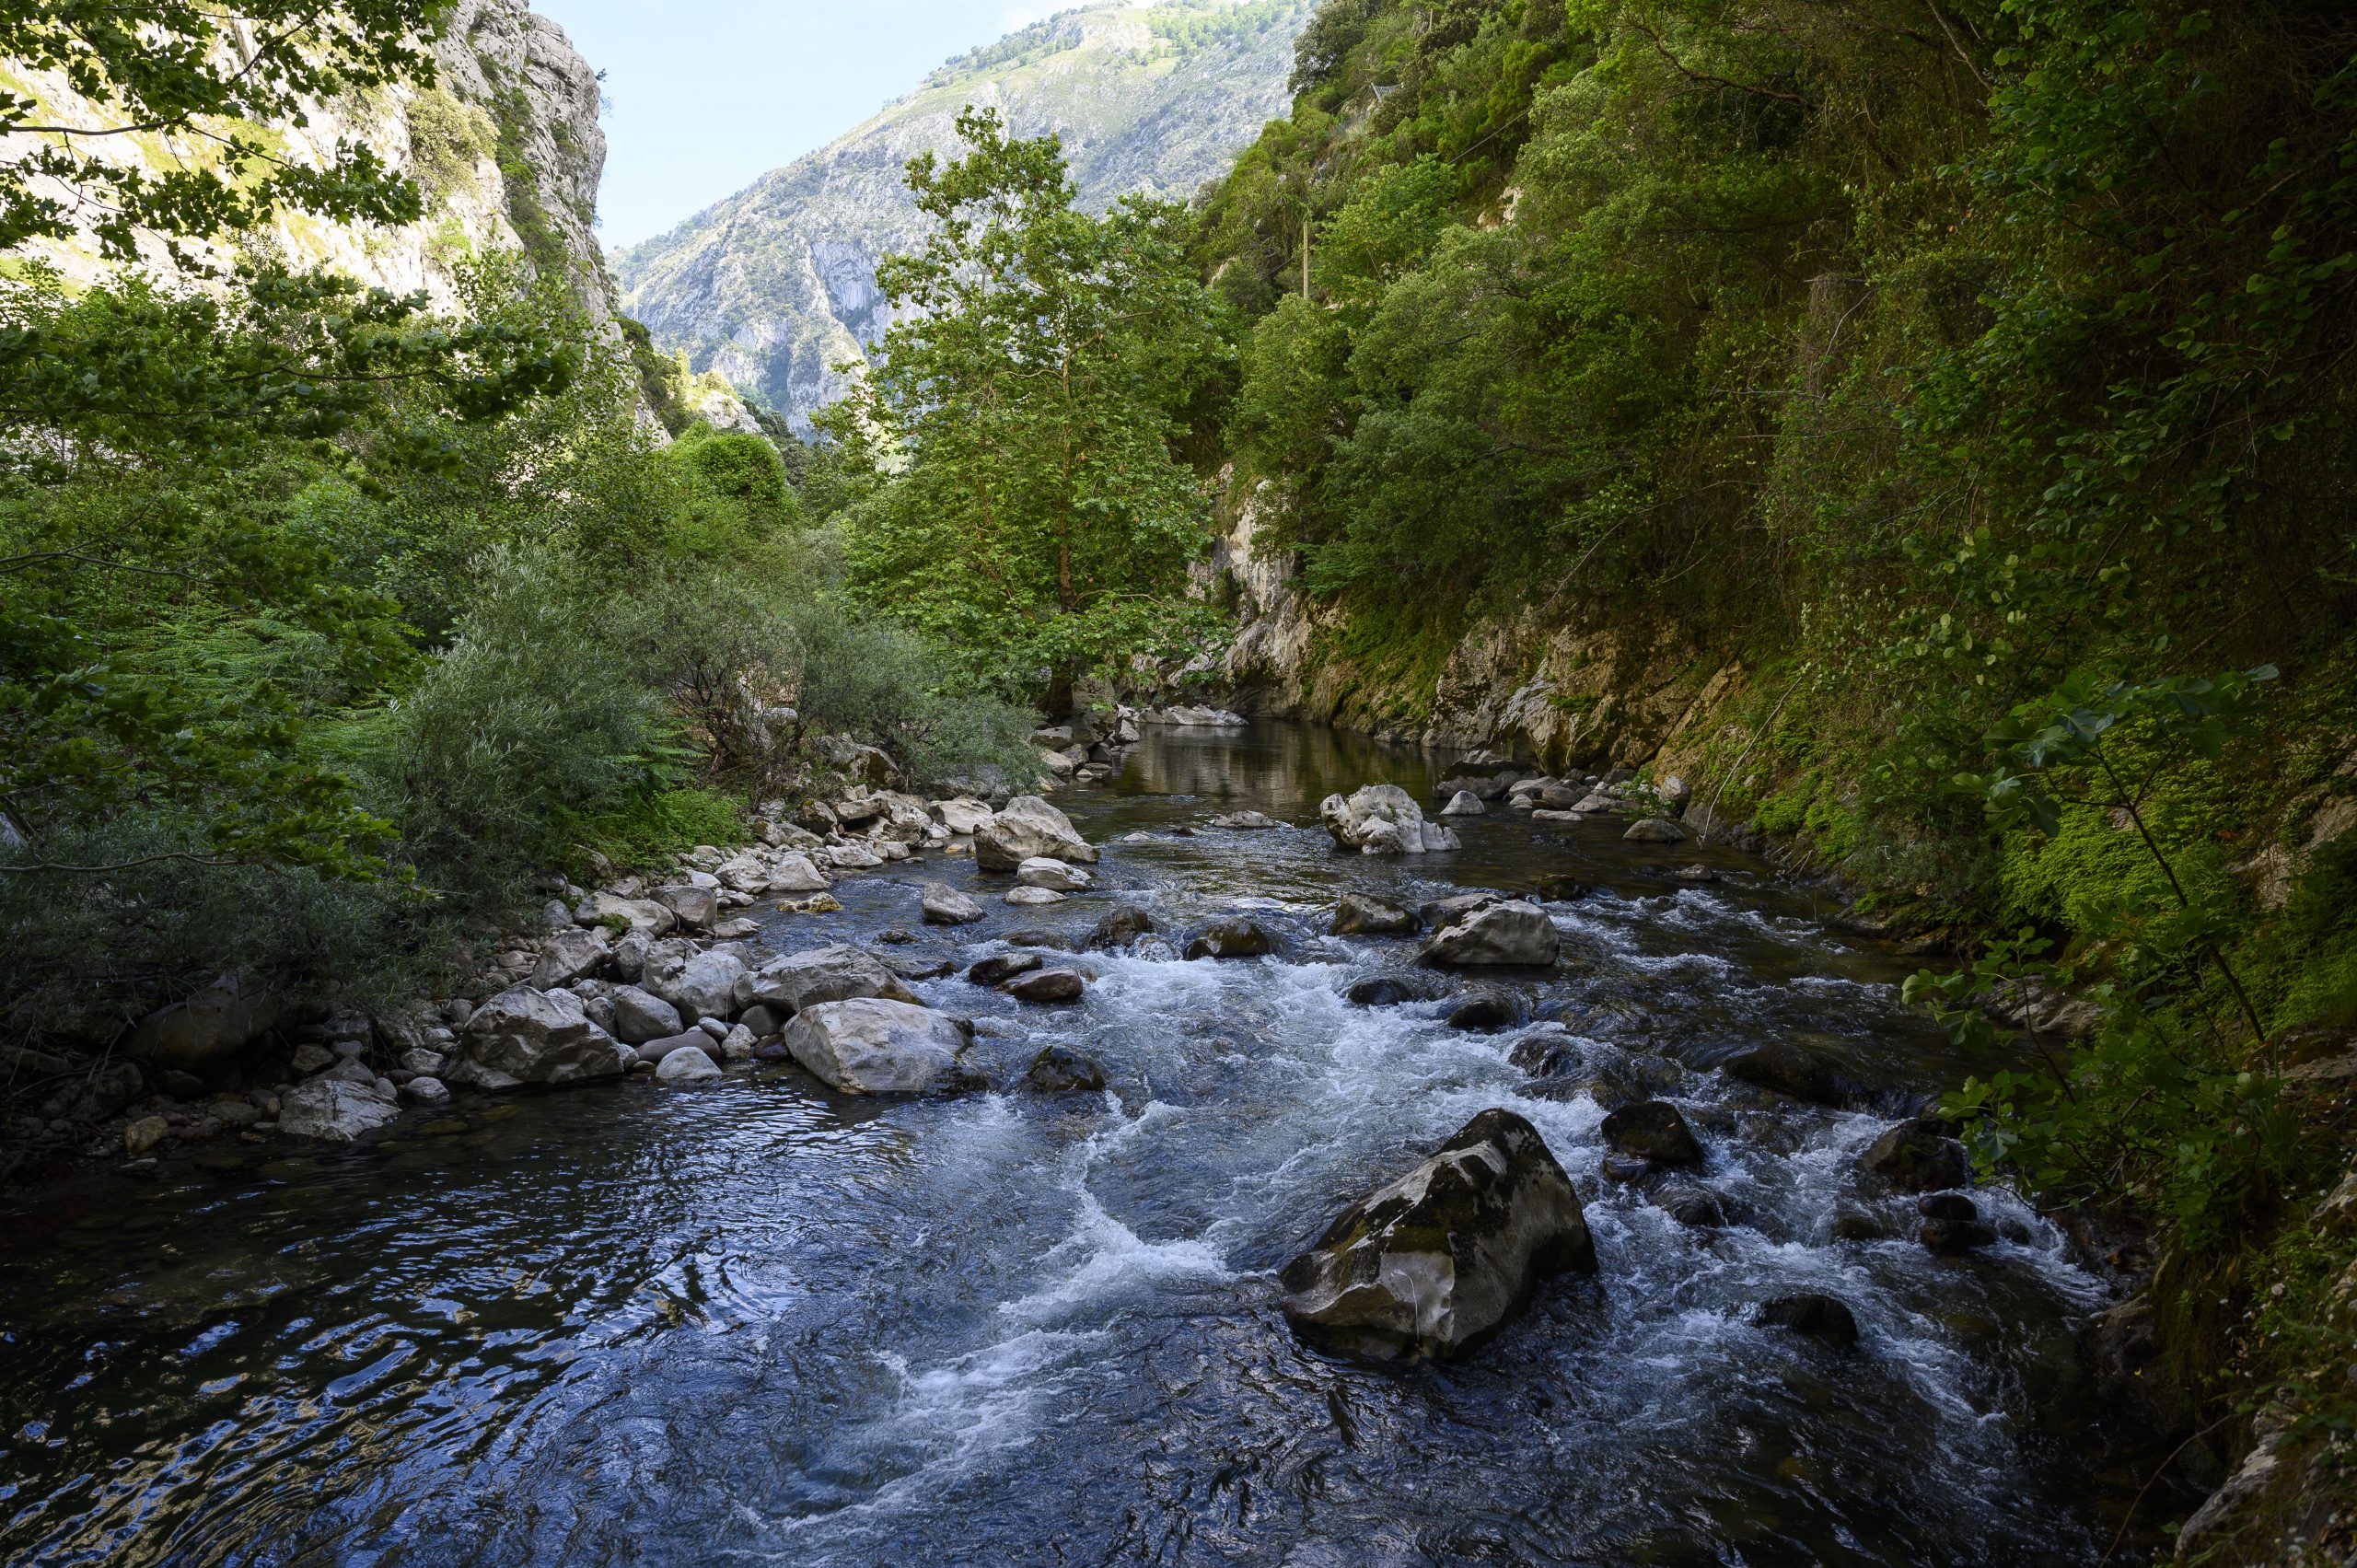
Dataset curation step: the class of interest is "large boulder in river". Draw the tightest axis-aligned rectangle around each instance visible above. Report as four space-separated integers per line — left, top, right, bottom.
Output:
666 948 749 1023
277 1076 400 1142
737 945 918 1016
1280 1108 1596 1361
1860 1118 1969 1192
975 795 1098 871
450 986 633 1090
1318 784 1461 856
1185 919 1273 959
1600 1100 1703 1167
122 971 280 1074
1419 900 1560 968
930 796 994 835
920 883 986 925
1083 906 1157 951
784 999 978 1094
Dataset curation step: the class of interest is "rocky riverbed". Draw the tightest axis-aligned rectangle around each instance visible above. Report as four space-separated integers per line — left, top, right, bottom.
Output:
0 720 2120 1565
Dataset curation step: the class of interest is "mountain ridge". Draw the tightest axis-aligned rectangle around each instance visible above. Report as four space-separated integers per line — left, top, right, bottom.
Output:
611 0 1313 428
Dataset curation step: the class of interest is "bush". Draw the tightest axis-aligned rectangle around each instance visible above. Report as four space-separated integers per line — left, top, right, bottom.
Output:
354 548 677 903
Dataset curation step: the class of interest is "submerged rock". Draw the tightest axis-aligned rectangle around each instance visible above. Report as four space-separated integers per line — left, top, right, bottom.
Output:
1446 993 1523 1031
1279 1108 1596 1361
1332 892 1419 936
1346 972 1448 1007
1722 1041 1849 1106
1860 1118 1969 1192
1004 885 1067 907
1600 1100 1703 1167
1654 1185 1726 1228
1917 1192 1997 1254
1623 819 1688 843
1757 1294 1860 1350
1022 1045 1106 1093
1420 900 1560 968
1209 810 1281 830
784 999 978 1095
1319 784 1461 855
1005 969 1085 1004
1185 919 1273 960
969 952 1045 986
1083 906 1158 951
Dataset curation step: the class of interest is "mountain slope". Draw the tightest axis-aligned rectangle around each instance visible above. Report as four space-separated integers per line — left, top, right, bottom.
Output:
611 0 1313 427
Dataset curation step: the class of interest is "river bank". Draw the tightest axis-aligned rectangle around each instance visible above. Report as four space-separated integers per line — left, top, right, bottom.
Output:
0 719 2142 1566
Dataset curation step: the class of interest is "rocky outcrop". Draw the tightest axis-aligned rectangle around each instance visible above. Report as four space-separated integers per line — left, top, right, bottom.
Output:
1280 1108 1596 1361
122 973 280 1074
278 1077 401 1142
612 2 1314 427
784 999 978 1094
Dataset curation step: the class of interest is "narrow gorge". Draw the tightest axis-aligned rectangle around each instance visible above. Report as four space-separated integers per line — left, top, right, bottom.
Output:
4 4 2354 1566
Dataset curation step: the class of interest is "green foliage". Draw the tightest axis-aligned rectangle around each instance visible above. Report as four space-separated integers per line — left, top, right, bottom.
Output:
825 107 1228 699
574 786 747 873
405 86 497 208
620 314 693 435
0 0 446 265
669 422 801 531
0 264 576 879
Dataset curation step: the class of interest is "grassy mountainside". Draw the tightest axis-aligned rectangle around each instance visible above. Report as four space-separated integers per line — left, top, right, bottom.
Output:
610 0 1313 426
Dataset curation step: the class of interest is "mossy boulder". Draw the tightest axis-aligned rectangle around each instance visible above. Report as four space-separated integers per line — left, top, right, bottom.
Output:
1279 1108 1596 1361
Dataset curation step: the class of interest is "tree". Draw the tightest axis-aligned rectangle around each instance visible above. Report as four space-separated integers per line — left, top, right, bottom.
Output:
828 107 1225 706
0 0 447 268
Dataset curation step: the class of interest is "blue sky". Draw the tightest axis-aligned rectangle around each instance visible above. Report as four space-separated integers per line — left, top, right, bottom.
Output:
532 1 1063 249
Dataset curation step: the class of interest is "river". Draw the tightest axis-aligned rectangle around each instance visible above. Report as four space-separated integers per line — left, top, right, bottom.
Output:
0 722 2108 1565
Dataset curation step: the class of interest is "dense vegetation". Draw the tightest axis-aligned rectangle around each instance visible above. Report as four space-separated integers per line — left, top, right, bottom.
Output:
0 3 1027 1045
1192 0 2357 1542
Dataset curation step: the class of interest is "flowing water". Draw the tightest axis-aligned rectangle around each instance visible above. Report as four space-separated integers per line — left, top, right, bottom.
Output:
1 723 2110 1566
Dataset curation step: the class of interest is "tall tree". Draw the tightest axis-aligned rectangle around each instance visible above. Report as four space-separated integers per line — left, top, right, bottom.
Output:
828 107 1225 707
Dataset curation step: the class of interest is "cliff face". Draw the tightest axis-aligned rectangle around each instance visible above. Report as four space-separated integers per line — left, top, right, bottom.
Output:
1213 499 1754 787
612 0 1313 428
4 0 617 329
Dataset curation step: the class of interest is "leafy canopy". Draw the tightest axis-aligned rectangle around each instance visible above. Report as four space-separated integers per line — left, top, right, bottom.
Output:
824 107 1225 696
0 0 450 267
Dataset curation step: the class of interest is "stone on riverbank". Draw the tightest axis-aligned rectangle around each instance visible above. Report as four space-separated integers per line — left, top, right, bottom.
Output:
122 972 280 1074
1420 901 1560 968
1280 1108 1596 1361
737 946 918 1016
930 797 994 835
279 1077 400 1142
1624 819 1688 843
450 986 633 1090
1318 784 1461 855
530 925 611 990
656 1045 723 1083
610 985 685 1046
784 999 979 1095
975 796 1098 871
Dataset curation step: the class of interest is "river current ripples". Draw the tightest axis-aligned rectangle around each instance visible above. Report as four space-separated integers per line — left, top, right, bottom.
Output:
1 723 2108 1566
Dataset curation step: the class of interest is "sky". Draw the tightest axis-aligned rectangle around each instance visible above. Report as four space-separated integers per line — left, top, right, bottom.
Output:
532 1 1065 250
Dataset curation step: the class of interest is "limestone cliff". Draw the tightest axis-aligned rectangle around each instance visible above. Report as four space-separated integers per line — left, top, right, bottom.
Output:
613 0 1314 428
